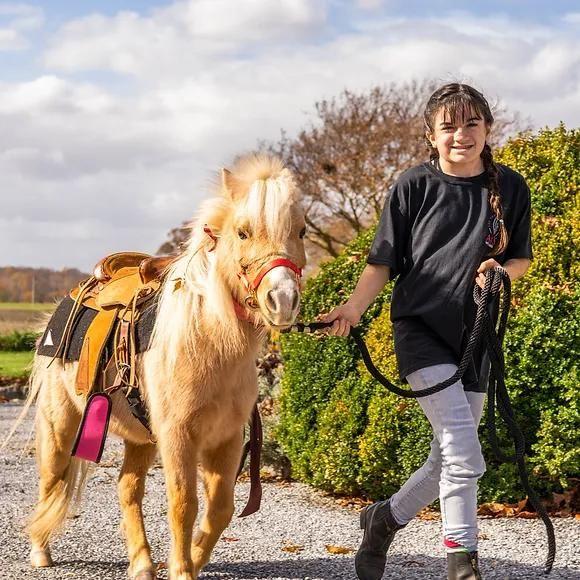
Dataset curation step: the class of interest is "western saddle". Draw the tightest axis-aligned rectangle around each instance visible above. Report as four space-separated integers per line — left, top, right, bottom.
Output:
55 252 175 406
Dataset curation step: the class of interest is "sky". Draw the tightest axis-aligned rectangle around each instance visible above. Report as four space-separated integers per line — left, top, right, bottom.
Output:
1 1 579 270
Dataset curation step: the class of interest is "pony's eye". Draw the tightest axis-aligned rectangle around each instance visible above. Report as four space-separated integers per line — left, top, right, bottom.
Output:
238 229 248 240
299 227 306 239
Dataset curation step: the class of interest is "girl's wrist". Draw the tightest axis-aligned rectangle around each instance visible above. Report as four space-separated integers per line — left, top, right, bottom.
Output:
346 298 365 320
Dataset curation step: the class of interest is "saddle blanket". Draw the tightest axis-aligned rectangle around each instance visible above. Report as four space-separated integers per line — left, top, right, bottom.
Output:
37 295 157 360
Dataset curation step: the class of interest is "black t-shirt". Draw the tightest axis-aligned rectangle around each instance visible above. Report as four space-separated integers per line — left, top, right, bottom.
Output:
367 162 533 392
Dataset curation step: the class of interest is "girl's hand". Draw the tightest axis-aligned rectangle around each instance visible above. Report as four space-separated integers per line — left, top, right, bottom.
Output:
321 302 362 337
475 258 501 288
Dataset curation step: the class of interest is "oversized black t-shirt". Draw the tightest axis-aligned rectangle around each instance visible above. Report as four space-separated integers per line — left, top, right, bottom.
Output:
367 162 533 392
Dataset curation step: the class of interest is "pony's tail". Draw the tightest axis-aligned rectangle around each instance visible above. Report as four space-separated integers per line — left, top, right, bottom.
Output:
27 456 91 547
0 353 45 453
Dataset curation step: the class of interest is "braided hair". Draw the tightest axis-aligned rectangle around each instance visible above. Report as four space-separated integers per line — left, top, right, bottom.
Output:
424 83 508 255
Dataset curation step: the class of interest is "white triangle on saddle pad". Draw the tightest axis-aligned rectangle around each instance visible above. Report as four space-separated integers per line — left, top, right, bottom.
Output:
43 329 54 347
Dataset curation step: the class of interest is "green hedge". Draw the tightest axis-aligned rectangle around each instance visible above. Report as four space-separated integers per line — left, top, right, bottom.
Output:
278 125 579 502
0 330 38 351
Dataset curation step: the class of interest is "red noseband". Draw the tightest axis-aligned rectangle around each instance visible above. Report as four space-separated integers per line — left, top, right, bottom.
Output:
238 258 302 310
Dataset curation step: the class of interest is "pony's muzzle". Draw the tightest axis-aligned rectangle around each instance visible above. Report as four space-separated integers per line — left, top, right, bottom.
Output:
264 288 300 325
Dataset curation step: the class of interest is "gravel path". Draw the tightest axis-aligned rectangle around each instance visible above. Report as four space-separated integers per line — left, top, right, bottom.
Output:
1 403 578 580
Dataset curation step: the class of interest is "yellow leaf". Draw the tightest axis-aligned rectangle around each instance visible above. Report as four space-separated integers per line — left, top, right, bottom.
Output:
325 545 354 555
281 543 304 553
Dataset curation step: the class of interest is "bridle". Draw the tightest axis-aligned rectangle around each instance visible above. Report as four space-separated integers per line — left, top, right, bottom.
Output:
237 255 302 309
203 225 303 314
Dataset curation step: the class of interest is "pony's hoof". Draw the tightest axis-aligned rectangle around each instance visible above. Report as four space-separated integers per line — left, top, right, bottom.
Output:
132 571 156 580
30 548 53 567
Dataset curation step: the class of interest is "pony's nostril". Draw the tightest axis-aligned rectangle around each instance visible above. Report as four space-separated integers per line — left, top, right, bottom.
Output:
266 290 278 312
291 291 299 312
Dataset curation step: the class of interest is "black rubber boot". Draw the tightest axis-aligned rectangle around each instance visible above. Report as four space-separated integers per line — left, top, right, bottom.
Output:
447 550 483 580
354 499 406 580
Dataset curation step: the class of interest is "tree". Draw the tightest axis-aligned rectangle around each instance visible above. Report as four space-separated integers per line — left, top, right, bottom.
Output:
157 222 190 256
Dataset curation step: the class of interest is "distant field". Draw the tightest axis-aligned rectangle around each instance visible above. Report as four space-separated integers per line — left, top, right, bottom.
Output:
0 302 55 311
0 303 55 333
0 351 34 378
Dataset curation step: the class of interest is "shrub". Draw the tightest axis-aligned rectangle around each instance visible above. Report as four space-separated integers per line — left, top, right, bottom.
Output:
278 125 579 502
0 330 38 351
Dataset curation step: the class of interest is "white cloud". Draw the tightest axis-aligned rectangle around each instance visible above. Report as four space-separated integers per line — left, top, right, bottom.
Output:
1 3 579 268
562 12 580 24
357 0 384 9
0 3 43 51
44 0 329 77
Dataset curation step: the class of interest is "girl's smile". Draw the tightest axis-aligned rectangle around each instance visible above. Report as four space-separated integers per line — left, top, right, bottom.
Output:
427 108 490 177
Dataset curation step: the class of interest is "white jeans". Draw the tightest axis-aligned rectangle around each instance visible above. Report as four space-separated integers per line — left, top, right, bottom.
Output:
389 364 486 552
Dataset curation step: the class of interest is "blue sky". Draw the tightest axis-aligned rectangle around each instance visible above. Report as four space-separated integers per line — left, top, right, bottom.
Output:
1 1 579 269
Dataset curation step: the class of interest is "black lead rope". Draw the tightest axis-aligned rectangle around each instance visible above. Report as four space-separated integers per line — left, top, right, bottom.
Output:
283 267 556 574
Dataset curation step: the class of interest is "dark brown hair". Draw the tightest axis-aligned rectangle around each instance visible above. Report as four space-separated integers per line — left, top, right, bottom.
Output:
423 83 508 255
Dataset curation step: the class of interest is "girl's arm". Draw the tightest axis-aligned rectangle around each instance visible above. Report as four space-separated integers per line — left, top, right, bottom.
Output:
475 257 531 288
323 263 391 336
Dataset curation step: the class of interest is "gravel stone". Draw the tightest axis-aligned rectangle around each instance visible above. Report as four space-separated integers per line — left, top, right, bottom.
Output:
1 403 579 579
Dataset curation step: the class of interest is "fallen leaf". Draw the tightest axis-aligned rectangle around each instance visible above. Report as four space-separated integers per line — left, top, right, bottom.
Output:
517 511 537 519
417 507 440 521
221 536 239 542
325 545 354 555
516 497 529 514
156 561 167 571
281 543 304 554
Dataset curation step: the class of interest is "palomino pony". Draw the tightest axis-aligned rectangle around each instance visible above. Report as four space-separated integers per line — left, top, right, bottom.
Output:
24 155 306 579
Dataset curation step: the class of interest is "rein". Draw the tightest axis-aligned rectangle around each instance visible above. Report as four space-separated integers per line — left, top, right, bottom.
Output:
283 267 556 575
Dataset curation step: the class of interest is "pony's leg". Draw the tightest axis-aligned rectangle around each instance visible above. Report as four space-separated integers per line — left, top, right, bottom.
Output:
29 371 81 567
159 429 199 580
118 441 157 580
191 431 243 574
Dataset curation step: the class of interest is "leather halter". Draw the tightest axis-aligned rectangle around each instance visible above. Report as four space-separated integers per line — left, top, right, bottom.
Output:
238 257 302 310
204 225 303 315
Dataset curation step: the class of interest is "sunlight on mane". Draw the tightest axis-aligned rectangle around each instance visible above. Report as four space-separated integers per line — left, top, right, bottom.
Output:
149 154 299 372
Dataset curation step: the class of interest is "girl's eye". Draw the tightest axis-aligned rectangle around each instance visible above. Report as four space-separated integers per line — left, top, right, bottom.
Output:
238 229 248 240
299 227 306 239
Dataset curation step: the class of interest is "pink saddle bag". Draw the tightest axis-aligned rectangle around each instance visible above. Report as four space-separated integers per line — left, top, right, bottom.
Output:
71 393 112 463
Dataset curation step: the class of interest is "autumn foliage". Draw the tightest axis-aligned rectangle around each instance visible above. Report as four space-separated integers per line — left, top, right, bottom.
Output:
0 267 87 303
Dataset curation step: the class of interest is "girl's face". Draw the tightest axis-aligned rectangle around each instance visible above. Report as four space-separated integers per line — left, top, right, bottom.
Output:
427 107 490 170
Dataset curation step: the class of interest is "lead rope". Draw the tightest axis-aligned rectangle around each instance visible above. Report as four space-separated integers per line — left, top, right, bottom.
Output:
284 267 556 574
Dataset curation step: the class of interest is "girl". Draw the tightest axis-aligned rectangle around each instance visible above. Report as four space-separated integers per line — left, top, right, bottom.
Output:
323 83 533 580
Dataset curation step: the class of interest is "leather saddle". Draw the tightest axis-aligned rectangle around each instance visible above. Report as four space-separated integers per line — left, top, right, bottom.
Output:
58 252 176 402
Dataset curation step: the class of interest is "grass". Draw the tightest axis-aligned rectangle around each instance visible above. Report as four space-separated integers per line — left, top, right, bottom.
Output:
0 350 34 378
0 302 55 311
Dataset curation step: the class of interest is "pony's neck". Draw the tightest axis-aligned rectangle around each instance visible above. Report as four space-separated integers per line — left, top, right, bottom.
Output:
152 251 264 372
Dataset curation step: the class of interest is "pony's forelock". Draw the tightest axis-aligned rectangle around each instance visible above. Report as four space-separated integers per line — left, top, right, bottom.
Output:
150 154 296 373
230 154 298 244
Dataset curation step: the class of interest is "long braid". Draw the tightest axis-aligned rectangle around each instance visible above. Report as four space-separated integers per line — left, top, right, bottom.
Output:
481 143 509 255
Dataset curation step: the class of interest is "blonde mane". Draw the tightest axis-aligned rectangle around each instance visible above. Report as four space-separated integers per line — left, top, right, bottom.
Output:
149 154 300 372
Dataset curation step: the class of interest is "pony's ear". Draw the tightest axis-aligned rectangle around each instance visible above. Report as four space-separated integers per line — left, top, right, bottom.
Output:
221 168 236 199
